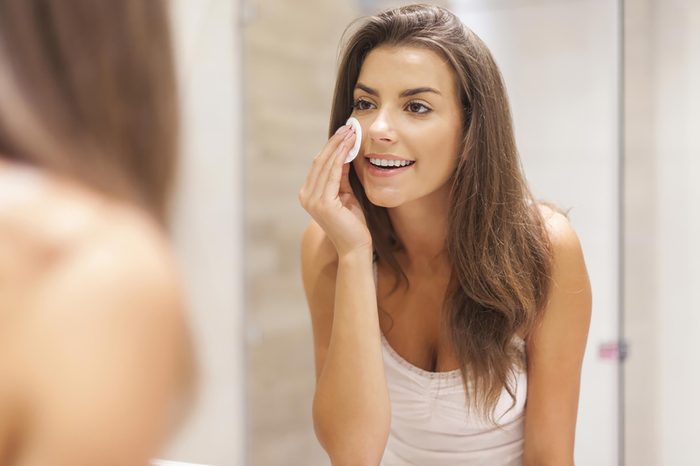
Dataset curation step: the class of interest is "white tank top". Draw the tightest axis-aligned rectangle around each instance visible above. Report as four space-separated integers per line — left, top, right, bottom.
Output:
374 263 527 466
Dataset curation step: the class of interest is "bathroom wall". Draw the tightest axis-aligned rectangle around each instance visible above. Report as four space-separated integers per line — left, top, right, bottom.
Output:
244 1 361 462
625 0 700 464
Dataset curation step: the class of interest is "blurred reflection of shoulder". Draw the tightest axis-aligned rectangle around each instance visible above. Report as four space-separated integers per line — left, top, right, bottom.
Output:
0 159 179 292
0 159 191 465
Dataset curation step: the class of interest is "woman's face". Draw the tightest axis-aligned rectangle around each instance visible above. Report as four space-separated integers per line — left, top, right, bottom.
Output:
351 45 463 209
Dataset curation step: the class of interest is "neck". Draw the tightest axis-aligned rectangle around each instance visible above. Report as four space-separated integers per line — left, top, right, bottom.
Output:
387 183 451 272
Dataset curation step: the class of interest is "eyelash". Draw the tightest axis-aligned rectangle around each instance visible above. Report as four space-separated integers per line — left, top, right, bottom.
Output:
351 98 432 114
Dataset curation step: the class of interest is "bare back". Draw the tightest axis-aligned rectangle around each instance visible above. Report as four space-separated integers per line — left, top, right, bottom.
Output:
0 162 192 466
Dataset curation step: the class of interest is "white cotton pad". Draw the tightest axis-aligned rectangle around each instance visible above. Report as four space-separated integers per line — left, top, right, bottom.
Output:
344 116 362 163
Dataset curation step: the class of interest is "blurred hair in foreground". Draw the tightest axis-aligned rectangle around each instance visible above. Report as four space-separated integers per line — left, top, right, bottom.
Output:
0 1 195 465
0 0 178 223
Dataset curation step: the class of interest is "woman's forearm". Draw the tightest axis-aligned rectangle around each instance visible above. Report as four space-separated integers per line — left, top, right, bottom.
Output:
312 248 390 464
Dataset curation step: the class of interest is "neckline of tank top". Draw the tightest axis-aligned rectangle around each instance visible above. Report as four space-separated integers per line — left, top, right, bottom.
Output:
381 332 526 381
381 333 463 380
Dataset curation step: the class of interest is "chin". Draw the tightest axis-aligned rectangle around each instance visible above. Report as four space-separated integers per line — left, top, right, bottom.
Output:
364 188 405 209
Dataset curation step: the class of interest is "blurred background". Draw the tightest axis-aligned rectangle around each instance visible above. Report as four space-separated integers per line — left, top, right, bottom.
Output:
158 0 699 465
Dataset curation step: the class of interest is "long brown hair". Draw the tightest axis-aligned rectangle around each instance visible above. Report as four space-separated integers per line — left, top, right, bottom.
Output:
329 4 553 422
0 0 178 223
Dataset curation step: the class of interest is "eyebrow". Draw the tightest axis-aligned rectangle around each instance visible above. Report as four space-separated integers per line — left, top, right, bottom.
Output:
355 83 442 98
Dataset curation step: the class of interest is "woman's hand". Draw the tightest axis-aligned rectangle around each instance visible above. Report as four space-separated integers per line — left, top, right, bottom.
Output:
299 124 371 259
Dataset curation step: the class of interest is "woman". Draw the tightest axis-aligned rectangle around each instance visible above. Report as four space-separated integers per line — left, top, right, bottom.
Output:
0 1 193 465
299 4 591 465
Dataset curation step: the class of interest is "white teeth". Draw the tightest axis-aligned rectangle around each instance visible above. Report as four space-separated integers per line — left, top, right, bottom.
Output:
369 158 414 168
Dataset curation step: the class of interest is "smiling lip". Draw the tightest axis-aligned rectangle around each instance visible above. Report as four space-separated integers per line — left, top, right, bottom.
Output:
364 153 414 162
362 156 415 177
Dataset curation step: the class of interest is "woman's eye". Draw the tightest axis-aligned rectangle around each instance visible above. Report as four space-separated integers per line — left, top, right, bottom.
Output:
352 99 374 111
406 101 431 114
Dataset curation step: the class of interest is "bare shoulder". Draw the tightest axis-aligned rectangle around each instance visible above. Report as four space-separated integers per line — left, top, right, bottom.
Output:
0 170 187 336
528 202 591 344
0 172 172 287
6 187 191 464
23 201 189 366
49 205 184 319
301 220 338 269
536 203 589 281
301 220 339 299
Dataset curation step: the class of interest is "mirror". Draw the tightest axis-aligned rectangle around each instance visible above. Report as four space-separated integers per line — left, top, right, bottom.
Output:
245 0 623 465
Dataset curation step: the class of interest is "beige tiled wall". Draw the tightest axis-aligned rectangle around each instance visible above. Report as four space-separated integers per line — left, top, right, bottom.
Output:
245 1 360 465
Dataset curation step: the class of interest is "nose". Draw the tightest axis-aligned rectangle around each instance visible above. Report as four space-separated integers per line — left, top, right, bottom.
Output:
367 108 396 145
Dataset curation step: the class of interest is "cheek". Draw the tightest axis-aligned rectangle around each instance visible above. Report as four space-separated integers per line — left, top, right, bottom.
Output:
417 125 461 176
